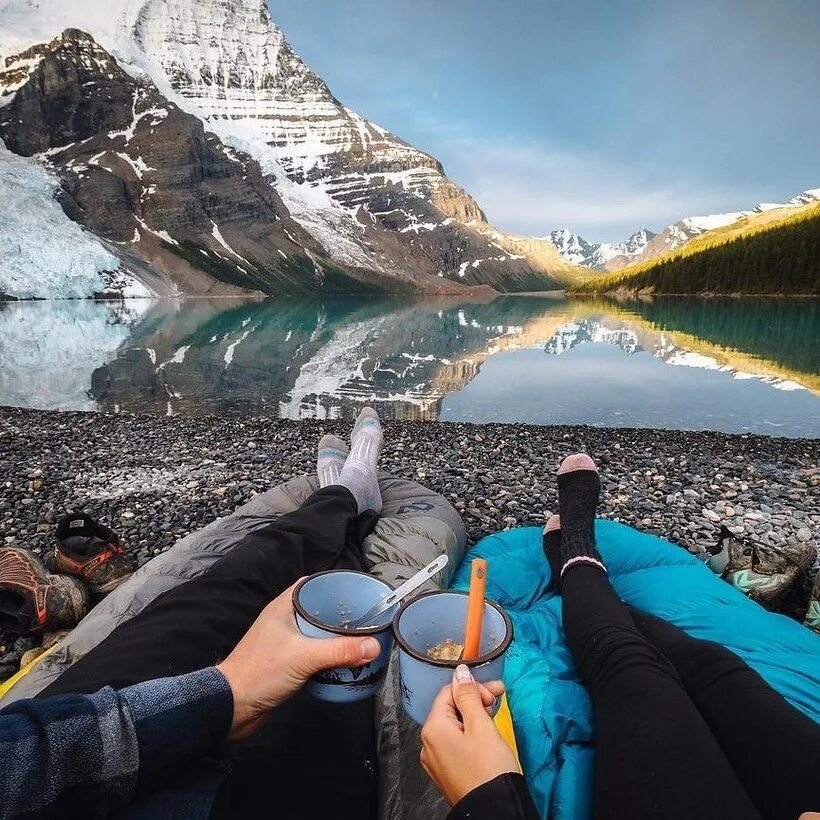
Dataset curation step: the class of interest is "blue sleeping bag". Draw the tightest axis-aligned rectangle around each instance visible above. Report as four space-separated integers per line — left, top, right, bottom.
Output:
449 521 820 820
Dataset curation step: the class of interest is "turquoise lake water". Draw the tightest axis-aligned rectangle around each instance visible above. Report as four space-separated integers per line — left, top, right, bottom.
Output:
1 295 818 437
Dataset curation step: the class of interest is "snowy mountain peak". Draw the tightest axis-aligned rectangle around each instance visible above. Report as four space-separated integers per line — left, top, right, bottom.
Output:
548 229 593 265
787 188 820 207
551 187 819 271
549 226 656 270
623 227 655 253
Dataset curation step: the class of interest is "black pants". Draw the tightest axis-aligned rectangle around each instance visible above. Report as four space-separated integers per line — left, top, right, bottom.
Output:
42 487 379 820
563 565 820 820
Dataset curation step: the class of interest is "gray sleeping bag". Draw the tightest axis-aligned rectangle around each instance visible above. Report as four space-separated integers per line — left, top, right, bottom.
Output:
0 473 466 820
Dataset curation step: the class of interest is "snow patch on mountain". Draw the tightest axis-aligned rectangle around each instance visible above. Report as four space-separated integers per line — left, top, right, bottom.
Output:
548 229 594 266
220 130 382 270
0 139 119 298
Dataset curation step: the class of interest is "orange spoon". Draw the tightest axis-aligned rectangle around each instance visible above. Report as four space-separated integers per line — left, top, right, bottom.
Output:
461 558 488 661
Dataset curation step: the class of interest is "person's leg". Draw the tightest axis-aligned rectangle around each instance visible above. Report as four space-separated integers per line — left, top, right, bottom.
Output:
547 454 760 820
629 608 820 820
42 485 366 694
41 410 387 820
42 408 385 694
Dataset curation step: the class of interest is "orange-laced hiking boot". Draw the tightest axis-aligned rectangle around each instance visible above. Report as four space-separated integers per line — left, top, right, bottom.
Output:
50 512 135 595
0 547 89 635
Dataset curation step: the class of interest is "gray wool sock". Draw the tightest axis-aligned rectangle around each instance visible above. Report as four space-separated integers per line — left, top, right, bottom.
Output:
337 407 383 514
317 434 348 489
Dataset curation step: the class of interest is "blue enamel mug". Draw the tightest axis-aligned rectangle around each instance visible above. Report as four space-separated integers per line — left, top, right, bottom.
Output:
293 570 395 703
393 590 513 725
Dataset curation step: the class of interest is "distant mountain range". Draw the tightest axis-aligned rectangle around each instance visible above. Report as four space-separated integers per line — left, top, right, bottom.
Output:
551 188 820 271
0 0 578 299
570 198 820 296
550 227 656 270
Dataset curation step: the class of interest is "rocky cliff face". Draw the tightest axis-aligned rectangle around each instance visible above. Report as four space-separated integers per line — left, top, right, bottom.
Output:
0 30 405 296
127 0 555 291
0 0 569 296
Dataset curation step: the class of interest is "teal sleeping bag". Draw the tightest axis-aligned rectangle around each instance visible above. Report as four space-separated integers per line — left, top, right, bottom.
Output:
450 521 820 820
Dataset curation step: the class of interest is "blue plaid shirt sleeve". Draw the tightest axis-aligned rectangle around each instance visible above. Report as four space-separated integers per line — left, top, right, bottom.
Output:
0 666 233 820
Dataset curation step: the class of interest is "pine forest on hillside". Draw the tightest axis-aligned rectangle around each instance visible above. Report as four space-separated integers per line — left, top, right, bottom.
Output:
572 204 820 296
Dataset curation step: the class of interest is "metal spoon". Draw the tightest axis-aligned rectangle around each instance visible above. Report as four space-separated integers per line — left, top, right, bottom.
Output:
347 554 449 629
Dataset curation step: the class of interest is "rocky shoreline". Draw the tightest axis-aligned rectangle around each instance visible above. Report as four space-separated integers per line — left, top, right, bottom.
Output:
1 406 817 679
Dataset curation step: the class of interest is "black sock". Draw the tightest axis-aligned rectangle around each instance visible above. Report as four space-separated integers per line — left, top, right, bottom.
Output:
543 527 564 591
557 469 605 578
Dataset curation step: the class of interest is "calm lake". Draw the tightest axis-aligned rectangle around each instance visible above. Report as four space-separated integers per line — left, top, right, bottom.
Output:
1 295 818 437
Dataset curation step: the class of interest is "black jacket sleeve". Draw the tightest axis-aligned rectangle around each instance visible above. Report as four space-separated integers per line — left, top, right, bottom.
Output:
447 773 539 820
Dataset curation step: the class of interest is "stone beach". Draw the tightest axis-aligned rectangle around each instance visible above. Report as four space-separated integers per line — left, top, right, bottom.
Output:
1 406 817 680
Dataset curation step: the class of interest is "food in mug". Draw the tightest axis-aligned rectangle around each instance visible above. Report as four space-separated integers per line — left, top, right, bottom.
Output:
427 638 464 661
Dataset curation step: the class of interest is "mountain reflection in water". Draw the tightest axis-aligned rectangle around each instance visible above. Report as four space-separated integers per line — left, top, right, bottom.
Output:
0 295 817 436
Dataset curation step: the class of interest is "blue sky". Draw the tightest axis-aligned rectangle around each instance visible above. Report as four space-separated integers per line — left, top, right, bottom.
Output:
269 0 820 242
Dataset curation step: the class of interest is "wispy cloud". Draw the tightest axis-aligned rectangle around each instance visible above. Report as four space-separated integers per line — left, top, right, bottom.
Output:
442 139 758 242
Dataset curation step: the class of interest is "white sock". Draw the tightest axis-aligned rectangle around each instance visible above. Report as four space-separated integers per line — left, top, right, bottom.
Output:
317 434 348 488
337 408 383 514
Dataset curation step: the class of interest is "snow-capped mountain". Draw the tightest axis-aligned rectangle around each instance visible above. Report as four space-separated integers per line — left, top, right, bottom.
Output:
0 30 377 298
785 188 820 207
552 189 820 271
0 0 565 297
549 227 656 270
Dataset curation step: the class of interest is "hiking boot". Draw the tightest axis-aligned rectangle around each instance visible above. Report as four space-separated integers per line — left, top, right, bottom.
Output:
706 526 814 607
51 512 134 595
805 570 820 634
0 548 89 635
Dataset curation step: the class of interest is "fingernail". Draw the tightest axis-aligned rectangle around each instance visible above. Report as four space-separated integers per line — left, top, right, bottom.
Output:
455 664 473 683
361 638 380 660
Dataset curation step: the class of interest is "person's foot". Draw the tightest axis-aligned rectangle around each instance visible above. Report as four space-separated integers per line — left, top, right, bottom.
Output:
337 407 383 513
317 434 349 488
0 547 89 635
554 453 606 582
50 512 134 595
543 514 563 591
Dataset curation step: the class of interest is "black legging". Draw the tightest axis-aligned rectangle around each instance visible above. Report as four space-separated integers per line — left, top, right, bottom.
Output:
563 564 820 820
41 486 379 820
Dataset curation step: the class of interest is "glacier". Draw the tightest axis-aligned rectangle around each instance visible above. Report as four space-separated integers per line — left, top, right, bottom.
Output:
0 139 119 298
